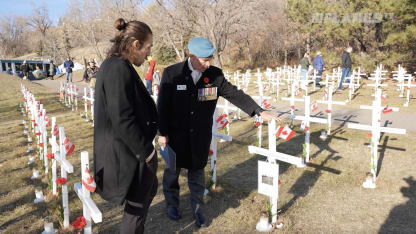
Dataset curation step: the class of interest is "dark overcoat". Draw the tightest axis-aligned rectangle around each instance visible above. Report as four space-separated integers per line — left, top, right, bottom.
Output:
157 60 261 170
93 56 158 205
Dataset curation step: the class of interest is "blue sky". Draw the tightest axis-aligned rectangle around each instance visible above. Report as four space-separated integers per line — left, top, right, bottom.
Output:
0 0 69 24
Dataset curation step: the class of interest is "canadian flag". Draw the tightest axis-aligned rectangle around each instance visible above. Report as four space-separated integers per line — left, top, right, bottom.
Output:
382 106 393 114
64 137 75 156
53 125 59 136
82 168 96 192
262 100 272 109
365 133 372 138
275 125 295 141
295 89 302 97
325 109 332 113
311 101 318 112
216 114 229 129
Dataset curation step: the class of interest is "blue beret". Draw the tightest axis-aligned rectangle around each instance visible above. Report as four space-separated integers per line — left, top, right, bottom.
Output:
188 37 215 58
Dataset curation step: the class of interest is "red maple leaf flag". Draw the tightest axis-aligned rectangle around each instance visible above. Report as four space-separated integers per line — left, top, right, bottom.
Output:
216 114 229 129
262 100 272 109
382 106 393 114
64 137 75 156
275 125 295 141
311 101 318 112
82 168 96 192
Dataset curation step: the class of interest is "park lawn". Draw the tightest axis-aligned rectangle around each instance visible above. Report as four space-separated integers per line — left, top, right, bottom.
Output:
0 73 415 233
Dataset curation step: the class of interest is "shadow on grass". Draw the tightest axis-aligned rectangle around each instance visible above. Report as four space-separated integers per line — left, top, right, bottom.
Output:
379 176 416 234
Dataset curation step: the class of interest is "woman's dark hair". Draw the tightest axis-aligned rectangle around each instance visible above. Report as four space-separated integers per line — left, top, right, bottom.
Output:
107 18 152 59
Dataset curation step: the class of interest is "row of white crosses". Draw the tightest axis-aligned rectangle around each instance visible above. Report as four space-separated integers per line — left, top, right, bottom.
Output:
81 87 95 126
21 84 101 233
367 64 388 95
60 82 79 111
205 108 232 194
348 89 406 189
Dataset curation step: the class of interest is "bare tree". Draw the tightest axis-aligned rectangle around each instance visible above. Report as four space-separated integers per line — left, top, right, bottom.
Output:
27 5 52 58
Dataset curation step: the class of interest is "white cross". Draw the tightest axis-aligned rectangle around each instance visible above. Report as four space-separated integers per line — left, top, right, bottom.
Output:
57 127 74 227
292 96 328 162
248 118 306 226
348 89 406 189
316 86 346 135
49 117 59 195
206 109 233 194
74 151 102 234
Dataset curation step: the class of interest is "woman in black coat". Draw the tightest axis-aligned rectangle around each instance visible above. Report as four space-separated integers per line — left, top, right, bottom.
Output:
93 18 158 234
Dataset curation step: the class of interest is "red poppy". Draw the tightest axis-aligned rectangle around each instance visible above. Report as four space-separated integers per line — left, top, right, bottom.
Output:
208 149 213 155
56 177 67 186
71 216 86 230
255 122 261 127
203 77 209 84
47 153 54 159
278 180 282 185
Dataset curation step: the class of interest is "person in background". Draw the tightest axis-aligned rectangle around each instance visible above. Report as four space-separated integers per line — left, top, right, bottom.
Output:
312 51 325 88
21 60 29 79
300 53 310 81
49 60 56 80
87 60 99 88
93 18 157 234
153 69 161 95
145 56 155 94
338 46 353 90
64 57 74 83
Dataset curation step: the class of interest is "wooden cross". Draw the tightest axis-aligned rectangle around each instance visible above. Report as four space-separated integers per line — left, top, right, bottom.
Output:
348 89 406 188
74 151 102 234
57 127 74 227
206 109 233 193
316 86 347 135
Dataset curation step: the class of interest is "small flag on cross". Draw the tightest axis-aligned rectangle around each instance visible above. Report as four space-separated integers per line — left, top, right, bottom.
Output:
262 100 272 109
216 114 229 129
81 168 96 192
311 101 318 112
275 125 295 141
64 137 75 156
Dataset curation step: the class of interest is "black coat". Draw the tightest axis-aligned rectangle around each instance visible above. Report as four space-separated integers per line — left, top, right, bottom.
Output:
157 60 261 170
341 51 352 68
93 56 158 205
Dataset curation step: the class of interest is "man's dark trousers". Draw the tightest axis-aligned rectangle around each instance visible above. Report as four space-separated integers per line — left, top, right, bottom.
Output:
163 167 205 212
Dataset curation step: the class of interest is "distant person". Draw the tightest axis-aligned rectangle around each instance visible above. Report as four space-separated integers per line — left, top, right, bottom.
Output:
300 53 310 81
21 60 29 79
338 46 352 90
64 57 74 83
49 61 56 80
145 56 155 94
87 60 99 88
153 69 161 95
312 51 325 88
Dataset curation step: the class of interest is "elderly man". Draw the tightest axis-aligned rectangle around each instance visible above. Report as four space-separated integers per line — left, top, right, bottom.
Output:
157 37 278 228
312 51 325 88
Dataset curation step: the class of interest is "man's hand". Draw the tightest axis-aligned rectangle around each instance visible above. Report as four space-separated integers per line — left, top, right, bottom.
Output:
260 111 281 122
158 136 169 147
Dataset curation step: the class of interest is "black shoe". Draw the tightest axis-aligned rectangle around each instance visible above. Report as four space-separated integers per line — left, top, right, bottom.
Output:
194 210 206 228
167 206 181 221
